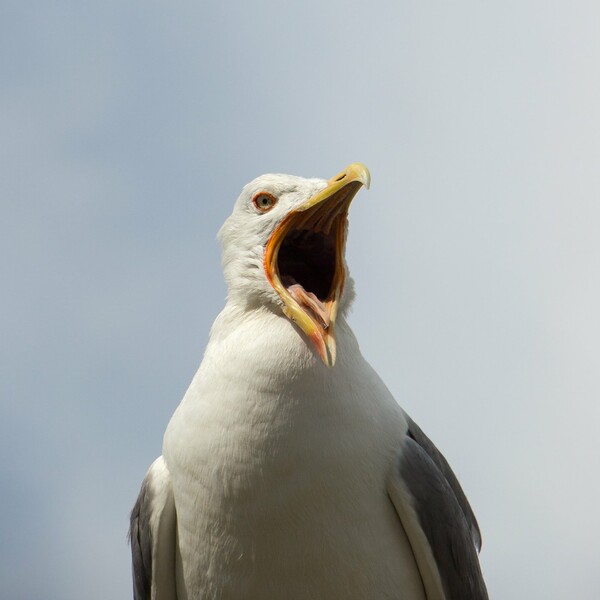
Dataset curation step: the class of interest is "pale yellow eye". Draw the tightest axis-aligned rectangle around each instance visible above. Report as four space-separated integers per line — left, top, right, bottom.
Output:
253 192 277 212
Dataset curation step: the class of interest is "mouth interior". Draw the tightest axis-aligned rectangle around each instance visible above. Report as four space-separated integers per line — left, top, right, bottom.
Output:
277 212 341 328
278 229 336 300
269 180 362 332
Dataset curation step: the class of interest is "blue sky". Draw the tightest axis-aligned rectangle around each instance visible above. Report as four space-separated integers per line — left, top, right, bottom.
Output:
2 2 599 599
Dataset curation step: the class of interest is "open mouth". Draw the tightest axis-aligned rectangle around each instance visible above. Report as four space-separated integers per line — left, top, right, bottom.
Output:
276 184 359 330
264 164 370 366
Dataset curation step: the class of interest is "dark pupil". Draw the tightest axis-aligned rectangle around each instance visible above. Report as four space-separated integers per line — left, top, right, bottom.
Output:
261 197 269 205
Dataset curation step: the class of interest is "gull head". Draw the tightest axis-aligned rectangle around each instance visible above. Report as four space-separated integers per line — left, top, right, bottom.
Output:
218 163 370 367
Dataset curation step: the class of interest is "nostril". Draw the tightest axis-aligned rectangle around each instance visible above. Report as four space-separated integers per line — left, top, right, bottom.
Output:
334 173 346 182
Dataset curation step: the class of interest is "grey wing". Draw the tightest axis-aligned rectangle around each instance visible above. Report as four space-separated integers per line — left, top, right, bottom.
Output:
405 415 482 551
387 418 488 600
129 456 177 600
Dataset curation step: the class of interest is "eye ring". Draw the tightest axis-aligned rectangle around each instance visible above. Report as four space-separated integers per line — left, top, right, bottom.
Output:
252 192 277 212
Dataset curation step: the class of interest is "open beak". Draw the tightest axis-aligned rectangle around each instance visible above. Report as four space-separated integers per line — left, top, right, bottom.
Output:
264 163 370 366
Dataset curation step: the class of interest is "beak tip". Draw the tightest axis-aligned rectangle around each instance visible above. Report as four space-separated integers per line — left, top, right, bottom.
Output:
348 162 371 190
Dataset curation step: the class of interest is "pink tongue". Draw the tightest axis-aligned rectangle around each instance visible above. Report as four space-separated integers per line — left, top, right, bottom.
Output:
287 283 330 329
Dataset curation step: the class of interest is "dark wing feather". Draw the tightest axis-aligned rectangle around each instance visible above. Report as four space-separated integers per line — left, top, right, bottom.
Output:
128 457 177 600
129 477 153 600
405 415 482 551
397 436 488 600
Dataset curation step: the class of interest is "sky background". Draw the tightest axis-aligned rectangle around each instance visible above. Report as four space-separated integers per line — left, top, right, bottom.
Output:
2 2 599 599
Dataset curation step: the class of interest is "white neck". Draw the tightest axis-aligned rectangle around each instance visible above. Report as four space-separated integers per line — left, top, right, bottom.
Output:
200 301 362 396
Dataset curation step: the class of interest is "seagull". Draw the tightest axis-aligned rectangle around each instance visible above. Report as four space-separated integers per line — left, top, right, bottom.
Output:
129 163 488 600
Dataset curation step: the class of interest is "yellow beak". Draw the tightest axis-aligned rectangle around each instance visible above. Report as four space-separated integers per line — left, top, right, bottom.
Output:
264 163 370 366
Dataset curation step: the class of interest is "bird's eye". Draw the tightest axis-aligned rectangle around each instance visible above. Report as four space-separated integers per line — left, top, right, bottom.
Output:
253 192 277 212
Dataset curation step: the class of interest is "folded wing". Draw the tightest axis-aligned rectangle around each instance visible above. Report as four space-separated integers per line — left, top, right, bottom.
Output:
129 456 177 600
388 416 488 600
